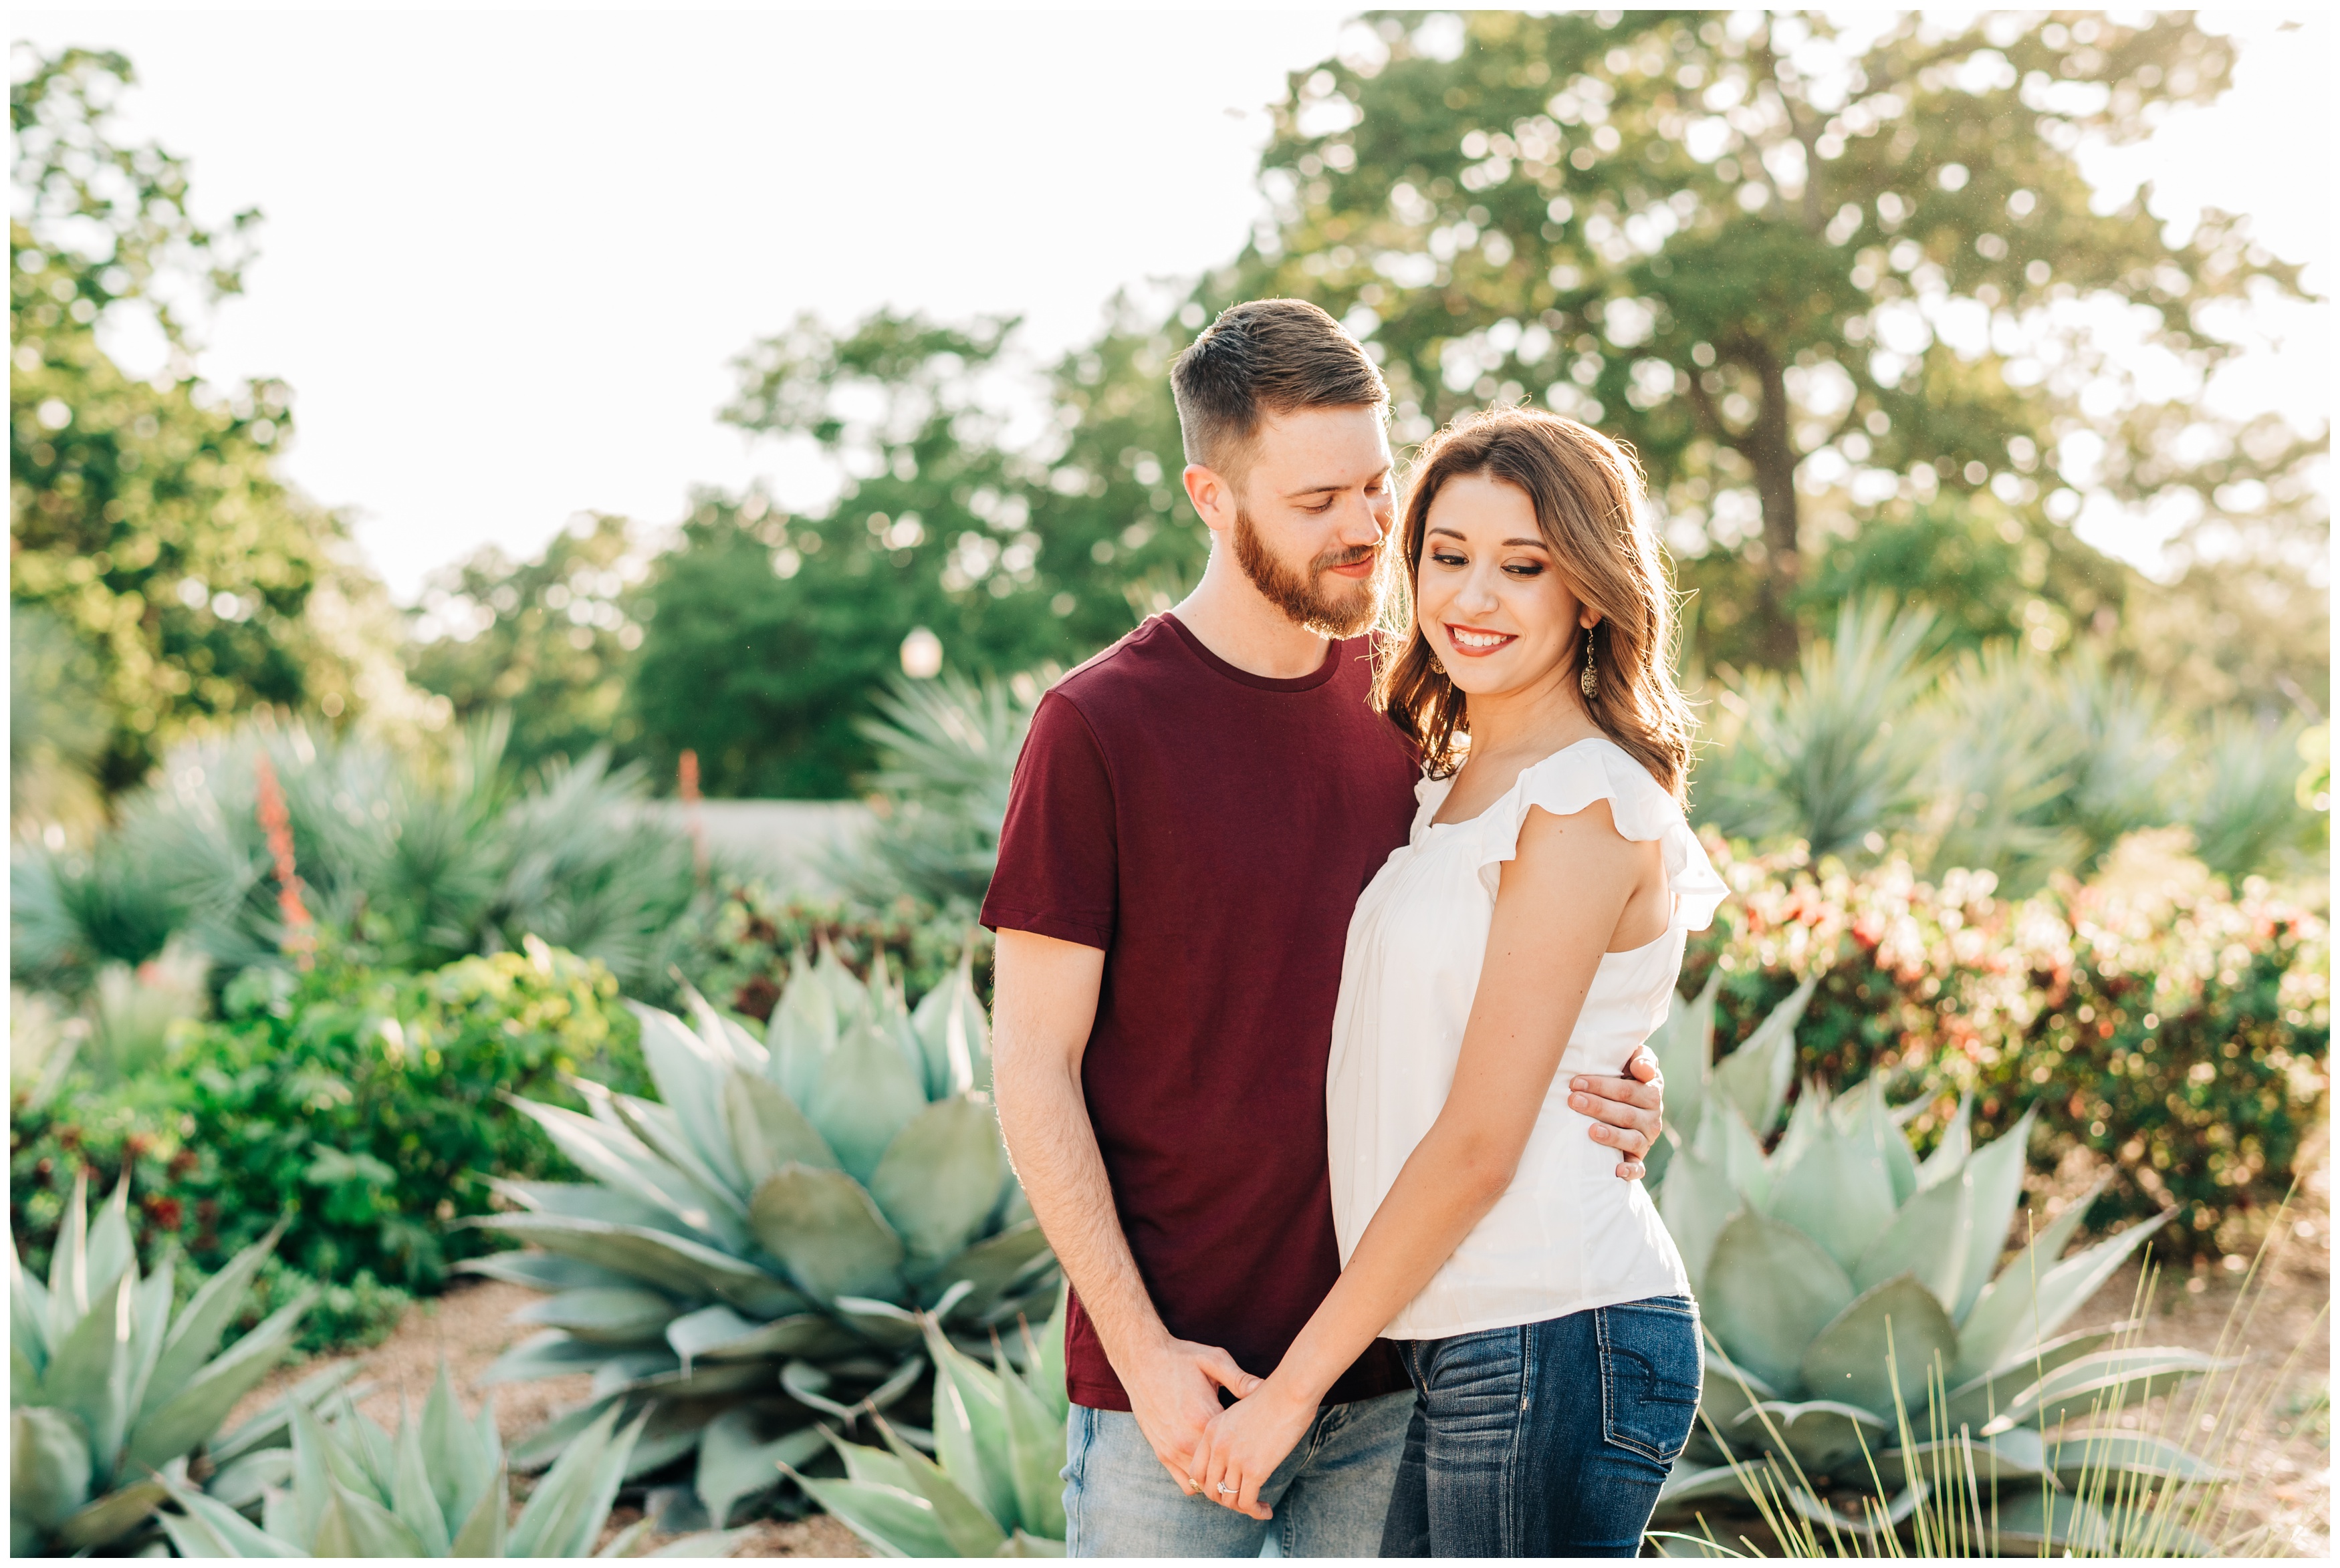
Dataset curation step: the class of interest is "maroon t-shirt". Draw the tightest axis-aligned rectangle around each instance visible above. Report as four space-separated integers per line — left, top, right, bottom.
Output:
980 614 1419 1410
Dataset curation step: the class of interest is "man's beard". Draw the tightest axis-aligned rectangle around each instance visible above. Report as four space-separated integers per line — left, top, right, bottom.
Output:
1232 508 1380 638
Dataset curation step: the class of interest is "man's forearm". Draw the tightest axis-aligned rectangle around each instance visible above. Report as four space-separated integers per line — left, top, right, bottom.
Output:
996 1057 1166 1369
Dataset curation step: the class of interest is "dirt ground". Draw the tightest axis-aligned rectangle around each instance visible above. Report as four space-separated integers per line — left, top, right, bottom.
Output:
225 1279 866 1558
2061 1134 2333 1559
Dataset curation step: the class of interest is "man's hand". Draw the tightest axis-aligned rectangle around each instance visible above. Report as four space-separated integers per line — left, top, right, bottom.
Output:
1121 1334 1263 1494
1568 1046 1664 1180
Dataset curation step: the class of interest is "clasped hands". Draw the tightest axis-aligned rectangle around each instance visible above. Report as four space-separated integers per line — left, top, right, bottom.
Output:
1121 1334 1309 1524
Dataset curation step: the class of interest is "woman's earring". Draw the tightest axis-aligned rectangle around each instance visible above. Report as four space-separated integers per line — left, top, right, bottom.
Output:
1579 628 1599 699
1427 648 1445 675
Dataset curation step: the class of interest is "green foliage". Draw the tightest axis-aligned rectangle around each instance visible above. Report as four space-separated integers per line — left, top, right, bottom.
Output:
406 512 654 781
9 713 707 995
1681 835 2329 1259
688 881 991 1029
10 942 647 1309
9 46 415 795
463 950 1055 1522
1217 10 2319 672
1643 985 2220 1551
625 307 1205 799
154 1362 741 1558
1693 600 2325 891
840 669 1042 912
796 1288 1071 1557
8 1174 314 1555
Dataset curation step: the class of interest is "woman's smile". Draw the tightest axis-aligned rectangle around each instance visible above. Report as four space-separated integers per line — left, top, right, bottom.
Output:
1443 622 1518 657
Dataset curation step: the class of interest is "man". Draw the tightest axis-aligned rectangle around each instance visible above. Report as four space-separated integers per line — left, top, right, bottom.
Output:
984 299 1665 1557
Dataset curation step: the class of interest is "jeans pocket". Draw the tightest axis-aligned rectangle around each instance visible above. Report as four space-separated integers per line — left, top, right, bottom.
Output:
1595 1299 1704 1466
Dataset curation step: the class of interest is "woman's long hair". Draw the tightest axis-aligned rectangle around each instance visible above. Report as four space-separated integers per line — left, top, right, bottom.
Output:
1373 406 1696 802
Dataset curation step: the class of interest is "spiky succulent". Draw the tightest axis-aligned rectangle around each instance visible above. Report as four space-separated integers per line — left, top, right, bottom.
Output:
1646 976 2224 1549
152 1362 736 1557
463 945 1055 1529
794 1291 1070 1557
8 1176 314 1555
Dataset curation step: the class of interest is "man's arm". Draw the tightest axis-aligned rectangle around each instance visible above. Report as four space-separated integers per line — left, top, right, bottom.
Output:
989 928 1260 1494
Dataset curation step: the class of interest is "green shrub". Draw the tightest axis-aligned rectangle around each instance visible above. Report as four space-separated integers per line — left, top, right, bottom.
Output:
689 879 993 1023
1683 832 2329 1259
10 938 647 1324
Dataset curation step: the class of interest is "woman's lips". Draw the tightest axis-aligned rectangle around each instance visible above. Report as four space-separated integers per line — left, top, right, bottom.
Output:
1444 623 1518 656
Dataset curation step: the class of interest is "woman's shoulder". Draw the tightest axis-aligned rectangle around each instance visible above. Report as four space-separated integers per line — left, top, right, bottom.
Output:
1511 737 1681 842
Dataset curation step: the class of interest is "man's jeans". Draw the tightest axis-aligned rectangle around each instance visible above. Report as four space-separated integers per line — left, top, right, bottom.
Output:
1062 1390 1412 1557
1381 1297 1704 1557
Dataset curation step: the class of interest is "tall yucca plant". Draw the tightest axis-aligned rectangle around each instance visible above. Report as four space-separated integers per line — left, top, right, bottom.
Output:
1643 977 2224 1551
836 670 1040 911
1697 598 1940 859
2182 712 2323 881
8 713 705 991
464 946 1054 1530
8 1176 315 1554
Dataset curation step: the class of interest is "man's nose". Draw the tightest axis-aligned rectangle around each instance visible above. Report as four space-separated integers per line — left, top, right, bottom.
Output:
1336 493 1383 546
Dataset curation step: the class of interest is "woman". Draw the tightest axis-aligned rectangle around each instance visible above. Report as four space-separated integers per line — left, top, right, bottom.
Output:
1184 407 1725 1555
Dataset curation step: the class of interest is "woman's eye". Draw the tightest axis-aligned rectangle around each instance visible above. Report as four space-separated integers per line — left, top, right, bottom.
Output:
1429 550 1466 567
1505 562 1544 577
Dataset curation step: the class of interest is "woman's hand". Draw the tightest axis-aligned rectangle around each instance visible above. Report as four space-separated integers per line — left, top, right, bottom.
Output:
1185 1378 1318 1521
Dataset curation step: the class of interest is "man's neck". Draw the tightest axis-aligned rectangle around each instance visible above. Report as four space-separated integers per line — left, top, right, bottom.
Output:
1169 548 1331 680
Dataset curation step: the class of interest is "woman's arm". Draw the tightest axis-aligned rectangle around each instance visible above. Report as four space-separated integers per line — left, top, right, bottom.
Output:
1184 798 1659 1518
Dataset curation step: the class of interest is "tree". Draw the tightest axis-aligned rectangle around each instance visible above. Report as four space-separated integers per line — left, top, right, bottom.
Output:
406 512 651 779
1209 10 2319 666
627 309 1209 796
9 45 411 795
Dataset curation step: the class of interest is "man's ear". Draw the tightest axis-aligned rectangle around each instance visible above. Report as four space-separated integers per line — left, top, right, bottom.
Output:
1184 463 1239 537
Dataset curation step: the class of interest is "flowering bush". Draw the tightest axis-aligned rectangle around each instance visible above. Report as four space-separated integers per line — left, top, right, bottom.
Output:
9 937 647 1329
1684 829 2329 1258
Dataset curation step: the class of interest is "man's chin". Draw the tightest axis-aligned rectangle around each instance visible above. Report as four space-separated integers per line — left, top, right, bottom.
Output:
1294 583 1378 639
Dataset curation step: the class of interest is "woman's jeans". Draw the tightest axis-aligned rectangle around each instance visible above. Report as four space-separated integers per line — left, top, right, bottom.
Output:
1381 1297 1702 1557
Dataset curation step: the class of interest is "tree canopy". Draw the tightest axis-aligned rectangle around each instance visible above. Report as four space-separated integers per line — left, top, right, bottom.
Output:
1205 10 2319 669
9 45 407 795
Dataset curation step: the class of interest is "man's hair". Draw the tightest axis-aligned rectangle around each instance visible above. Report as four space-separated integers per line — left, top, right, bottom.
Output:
1169 299 1387 484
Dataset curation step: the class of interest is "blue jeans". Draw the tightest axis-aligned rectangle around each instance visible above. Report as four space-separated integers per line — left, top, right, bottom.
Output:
1063 1390 1413 1557
1381 1297 1703 1557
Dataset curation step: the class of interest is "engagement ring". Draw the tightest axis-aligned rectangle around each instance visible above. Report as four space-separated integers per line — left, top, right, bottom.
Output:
1217 1484 1236 1496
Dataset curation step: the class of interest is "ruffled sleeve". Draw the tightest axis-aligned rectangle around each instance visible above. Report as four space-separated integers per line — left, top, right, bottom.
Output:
1468 739 1728 931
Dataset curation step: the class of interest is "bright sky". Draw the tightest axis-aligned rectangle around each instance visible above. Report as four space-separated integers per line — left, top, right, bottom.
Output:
15 6 2330 600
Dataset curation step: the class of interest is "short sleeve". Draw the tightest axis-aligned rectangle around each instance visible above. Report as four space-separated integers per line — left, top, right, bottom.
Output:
979 691 1119 950
1470 741 1728 932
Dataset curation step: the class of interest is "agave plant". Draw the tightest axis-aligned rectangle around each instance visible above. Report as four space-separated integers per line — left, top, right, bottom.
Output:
463 944 1054 1530
9 1176 314 1555
152 1363 737 1558
1644 976 2224 1551
793 1290 1070 1557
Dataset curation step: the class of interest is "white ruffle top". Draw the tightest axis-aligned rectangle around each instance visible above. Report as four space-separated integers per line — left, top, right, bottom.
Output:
1326 737 1728 1340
